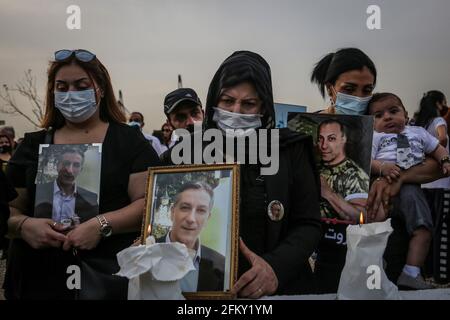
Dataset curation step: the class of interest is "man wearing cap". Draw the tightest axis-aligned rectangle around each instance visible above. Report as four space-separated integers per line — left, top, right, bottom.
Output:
162 88 204 151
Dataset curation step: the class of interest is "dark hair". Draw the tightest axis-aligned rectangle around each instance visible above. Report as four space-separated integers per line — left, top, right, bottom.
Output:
415 90 447 128
318 119 347 138
367 92 406 114
130 111 144 122
205 51 275 129
173 181 214 210
57 147 85 165
311 48 377 98
41 52 126 129
0 134 12 147
0 126 15 139
161 123 171 130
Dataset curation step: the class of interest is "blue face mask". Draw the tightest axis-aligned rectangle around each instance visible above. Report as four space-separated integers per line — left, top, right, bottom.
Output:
128 121 142 130
334 92 372 116
212 107 262 137
54 89 98 123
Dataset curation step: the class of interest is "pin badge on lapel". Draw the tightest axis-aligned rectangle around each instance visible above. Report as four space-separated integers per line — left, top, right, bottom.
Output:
267 200 284 221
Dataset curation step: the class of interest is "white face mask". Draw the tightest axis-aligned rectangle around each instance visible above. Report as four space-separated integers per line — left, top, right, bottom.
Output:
54 89 98 123
212 107 262 137
128 121 142 130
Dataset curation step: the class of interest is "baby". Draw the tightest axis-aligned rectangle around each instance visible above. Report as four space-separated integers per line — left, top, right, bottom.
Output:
369 92 450 290
370 93 450 179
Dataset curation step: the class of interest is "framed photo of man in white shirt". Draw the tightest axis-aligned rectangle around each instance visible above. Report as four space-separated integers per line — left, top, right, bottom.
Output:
141 163 239 299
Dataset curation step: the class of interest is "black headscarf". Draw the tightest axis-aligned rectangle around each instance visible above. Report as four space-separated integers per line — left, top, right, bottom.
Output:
204 51 275 130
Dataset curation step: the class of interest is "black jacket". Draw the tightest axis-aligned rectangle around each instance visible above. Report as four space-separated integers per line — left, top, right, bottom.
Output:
241 129 322 294
5 122 161 300
34 181 99 222
162 51 322 294
0 168 17 243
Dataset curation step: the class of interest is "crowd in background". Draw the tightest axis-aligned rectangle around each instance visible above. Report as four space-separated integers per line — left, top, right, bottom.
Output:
0 47 449 300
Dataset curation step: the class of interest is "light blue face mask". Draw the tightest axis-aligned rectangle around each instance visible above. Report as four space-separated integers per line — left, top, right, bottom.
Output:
54 89 98 123
212 107 262 137
334 92 372 115
128 121 142 130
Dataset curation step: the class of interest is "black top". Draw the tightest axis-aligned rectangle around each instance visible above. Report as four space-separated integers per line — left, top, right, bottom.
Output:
1 167 17 243
4 122 161 299
162 129 322 294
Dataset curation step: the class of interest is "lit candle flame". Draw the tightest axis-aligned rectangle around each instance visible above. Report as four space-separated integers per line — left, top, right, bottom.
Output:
359 212 364 225
147 224 152 235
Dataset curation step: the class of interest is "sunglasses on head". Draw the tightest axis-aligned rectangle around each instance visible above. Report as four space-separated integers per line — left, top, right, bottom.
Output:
54 49 96 62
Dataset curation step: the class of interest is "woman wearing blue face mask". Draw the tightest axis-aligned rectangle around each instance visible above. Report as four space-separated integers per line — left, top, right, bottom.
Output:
5 49 161 299
310 48 443 292
311 47 376 115
312 48 442 220
310 48 377 293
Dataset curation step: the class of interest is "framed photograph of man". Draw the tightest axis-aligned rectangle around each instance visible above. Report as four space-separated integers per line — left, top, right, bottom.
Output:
34 143 101 229
287 113 373 223
141 164 240 299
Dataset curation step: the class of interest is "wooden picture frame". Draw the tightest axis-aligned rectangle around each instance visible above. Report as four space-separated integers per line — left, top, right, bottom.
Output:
140 163 240 299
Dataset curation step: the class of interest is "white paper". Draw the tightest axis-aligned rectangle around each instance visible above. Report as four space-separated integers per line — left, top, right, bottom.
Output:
337 219 402 300
116 236 195 300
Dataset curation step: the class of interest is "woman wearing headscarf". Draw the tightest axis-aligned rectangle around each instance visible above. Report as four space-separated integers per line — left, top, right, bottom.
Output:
165 51 322 297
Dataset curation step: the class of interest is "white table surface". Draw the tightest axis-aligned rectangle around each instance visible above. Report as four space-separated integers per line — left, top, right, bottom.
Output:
261 288 450 300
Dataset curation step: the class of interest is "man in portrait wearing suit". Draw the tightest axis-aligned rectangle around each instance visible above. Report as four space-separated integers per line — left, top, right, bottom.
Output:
34 147 98 224
157 181 225 292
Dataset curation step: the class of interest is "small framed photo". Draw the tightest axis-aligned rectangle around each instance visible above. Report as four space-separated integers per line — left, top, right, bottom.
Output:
141 164 240 299
34 143 101 229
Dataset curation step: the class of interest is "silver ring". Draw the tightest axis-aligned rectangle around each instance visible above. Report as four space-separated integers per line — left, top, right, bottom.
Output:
52 221 57 227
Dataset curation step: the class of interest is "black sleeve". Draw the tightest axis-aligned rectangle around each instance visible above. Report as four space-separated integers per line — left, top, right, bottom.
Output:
0 169 17 239
263 139 322 292
6 131 41 189
0 168 17 203
125 125 162 173
159 148 173 166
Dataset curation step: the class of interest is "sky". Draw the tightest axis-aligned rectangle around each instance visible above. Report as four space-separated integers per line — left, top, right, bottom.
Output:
1 0 450 138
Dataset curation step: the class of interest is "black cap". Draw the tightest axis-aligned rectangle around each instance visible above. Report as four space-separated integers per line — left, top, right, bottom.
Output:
164 88 202 116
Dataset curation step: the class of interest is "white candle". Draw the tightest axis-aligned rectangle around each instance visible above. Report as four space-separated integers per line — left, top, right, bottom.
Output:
337 218 401 300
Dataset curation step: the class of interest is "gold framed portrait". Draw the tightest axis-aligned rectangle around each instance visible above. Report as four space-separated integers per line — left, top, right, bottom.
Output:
140 163 240 299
